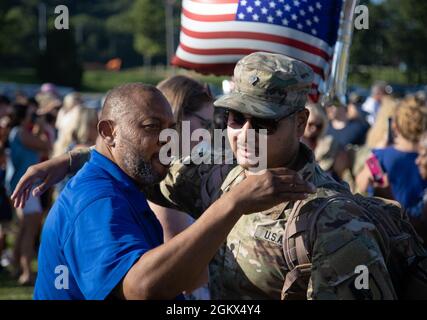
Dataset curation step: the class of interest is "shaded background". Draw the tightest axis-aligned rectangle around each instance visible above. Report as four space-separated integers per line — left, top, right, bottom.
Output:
0 0 426 93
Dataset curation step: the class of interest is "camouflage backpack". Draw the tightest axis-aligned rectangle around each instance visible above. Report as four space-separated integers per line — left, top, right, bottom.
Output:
281 183 427 300
217 166 427 300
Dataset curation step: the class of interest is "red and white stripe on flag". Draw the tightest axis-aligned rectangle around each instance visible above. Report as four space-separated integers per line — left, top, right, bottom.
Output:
172 0 339 100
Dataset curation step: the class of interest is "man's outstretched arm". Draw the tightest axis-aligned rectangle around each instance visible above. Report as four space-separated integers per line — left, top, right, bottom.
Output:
11 147 92 208
115 168 315 299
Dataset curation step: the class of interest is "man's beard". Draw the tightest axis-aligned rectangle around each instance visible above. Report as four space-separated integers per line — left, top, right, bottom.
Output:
122 148 163 186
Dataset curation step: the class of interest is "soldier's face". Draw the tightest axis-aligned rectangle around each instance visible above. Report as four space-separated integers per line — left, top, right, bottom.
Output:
227 108 309 169
265 109 308 168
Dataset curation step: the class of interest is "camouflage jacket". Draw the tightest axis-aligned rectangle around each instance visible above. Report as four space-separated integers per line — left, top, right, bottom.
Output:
159 143 397 300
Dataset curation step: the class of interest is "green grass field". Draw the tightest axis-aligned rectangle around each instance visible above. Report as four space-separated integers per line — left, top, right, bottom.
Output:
0 65 418 94
0 271 34 300
0 226 35 300
82 67 228 92
0 67 228 93
0 68 39 84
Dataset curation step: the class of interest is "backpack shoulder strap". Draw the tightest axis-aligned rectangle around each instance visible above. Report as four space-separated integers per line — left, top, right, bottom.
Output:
219 166 245 194
282 193 353 299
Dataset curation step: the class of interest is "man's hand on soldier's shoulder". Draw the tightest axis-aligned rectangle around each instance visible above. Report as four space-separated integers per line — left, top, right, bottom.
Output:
229 168 316 215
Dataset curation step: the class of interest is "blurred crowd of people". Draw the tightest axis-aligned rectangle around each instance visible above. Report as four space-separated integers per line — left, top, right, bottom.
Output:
0 84 98 285
302 82 427 241
1 77 427 294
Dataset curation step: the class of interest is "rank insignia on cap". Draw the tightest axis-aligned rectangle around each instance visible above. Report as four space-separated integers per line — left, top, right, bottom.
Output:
249 75 259 86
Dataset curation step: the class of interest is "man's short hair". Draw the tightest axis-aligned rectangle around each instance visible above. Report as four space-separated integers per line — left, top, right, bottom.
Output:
101 83 159 123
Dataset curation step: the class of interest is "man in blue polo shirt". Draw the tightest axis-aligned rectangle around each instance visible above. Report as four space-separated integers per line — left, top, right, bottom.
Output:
34 83 308 300
34 147 165 299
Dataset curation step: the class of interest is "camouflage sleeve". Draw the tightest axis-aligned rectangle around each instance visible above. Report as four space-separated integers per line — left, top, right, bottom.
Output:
69 146 92 173
308 200 398 300
159 159 236 219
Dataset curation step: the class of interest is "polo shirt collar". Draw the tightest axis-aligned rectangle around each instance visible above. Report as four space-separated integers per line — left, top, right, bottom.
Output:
90 149 139 192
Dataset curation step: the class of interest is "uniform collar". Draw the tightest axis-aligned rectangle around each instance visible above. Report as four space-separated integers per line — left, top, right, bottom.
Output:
296 143 316 182
265 143 317 218
236 143 318 219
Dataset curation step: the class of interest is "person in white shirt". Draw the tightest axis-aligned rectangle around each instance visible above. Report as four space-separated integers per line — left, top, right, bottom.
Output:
361 82 388 126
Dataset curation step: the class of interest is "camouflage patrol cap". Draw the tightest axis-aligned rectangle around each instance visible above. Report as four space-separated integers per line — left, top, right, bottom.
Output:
214 52 314 119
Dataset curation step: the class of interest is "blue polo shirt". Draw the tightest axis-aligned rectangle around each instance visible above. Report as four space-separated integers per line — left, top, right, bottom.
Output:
34 150 181 300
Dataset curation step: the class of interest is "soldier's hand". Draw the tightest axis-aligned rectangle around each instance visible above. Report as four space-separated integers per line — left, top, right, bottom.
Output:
230 168 316 215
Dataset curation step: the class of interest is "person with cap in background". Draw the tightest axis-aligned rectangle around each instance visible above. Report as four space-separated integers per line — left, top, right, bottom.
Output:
12 52 402 300
301 103 329 152
38 83 59 98
325 98 370 149
302 103 349 180
347 92 366 121
361 81 388 126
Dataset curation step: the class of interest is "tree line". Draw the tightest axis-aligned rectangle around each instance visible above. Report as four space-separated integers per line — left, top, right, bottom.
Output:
0 0 426 87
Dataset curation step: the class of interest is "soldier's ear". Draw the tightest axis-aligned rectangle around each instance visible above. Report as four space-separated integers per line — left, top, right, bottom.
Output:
296 108 309 137
98 119 116 147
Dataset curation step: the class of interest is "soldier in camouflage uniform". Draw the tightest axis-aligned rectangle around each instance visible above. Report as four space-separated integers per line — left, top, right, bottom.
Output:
158 52 398 299
12 52 402 299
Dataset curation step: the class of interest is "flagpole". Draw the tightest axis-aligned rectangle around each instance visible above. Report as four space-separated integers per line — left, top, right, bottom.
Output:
322 0 359 107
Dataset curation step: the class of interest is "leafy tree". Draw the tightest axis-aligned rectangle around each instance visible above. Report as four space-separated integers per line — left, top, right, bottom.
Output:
386 0 427 82
129 0 167 67
350 0 427 83
351 0 392 66
0 0 38 67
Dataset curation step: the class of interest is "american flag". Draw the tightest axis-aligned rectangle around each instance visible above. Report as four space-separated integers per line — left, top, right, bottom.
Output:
172 0 342 97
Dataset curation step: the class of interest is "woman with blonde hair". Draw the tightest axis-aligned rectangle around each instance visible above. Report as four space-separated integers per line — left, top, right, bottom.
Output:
53 93 83 157
157 75 213 151
365 95 399 149
349 96 399 192
55 92 82 129
54 107 98 195
152 75 214 299
356 98 427 213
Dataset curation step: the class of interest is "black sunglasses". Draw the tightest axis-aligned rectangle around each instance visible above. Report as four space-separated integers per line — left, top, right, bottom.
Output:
225 109 297 135
308 122 323 130
185 111 213 130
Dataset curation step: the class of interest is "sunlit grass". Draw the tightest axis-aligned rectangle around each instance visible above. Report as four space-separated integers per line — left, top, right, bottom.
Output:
0 271 34 300
0 67 227 93
0 230 36 300
2 65 422 94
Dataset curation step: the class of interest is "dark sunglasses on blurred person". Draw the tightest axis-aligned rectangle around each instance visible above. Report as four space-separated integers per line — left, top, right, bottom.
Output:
225 109 297 135
307 121 323 130
185 111 213 130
